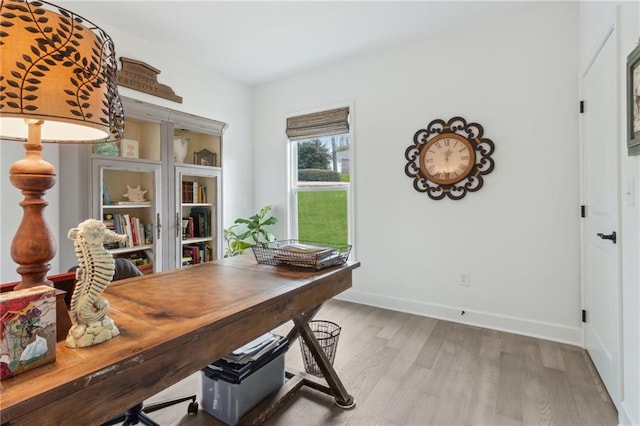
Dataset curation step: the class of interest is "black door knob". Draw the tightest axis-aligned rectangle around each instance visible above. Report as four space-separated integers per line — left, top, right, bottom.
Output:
597 231 617 244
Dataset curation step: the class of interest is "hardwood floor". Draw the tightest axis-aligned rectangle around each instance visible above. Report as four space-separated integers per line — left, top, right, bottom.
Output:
139 299 617 425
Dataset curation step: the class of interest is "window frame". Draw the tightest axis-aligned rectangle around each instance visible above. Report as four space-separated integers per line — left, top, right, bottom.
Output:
286 103 355 259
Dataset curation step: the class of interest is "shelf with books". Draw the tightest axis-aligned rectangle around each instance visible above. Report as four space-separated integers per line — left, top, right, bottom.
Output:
93 158 162 273
182 242 214 266
103 212 153 248
175 165 221 268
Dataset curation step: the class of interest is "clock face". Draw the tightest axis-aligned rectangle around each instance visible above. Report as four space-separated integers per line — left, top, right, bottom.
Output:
405 116 495 200
419 134 475 185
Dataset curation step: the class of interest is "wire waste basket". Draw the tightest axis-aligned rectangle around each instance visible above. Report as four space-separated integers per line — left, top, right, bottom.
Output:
299 320 341 378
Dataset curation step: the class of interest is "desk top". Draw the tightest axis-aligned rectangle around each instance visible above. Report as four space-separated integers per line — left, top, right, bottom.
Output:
0 255 360 425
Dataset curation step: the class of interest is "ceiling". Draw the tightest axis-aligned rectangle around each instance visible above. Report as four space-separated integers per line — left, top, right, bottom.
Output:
57 1 532 86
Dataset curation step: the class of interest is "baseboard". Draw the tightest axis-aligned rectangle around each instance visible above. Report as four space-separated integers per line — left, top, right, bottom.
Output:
618 401 634 426
336 288 583 346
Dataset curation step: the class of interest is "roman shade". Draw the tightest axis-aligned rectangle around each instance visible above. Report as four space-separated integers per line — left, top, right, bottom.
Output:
286 107 349 140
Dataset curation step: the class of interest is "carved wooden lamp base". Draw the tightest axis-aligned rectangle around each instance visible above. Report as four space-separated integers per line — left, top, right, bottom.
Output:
9 120 57 291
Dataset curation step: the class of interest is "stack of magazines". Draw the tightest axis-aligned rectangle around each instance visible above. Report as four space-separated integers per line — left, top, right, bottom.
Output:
206 333 288 384
274 243 345 269
216 333 285 365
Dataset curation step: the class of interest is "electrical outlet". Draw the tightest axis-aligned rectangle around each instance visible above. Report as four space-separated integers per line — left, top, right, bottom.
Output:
459 271 470 286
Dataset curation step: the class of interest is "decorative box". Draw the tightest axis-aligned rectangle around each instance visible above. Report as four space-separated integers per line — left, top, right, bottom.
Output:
0 285 56 380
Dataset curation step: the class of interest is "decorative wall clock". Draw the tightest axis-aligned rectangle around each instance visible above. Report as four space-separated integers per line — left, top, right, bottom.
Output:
405 116 495 200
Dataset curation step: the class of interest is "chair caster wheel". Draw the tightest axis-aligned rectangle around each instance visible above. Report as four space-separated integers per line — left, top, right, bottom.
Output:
188 401 198 415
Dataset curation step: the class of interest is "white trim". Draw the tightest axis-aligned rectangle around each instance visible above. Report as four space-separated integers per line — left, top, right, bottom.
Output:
582 25 615 79
337 289 583 346
618 401 634 426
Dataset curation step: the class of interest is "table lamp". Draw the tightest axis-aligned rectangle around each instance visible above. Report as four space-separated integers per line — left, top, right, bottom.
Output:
0 0 124 290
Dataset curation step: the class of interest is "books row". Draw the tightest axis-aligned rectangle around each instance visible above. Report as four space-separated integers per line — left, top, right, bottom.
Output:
183 243 214 265
183 207 212 239
103 213 153 248
182 180 208 204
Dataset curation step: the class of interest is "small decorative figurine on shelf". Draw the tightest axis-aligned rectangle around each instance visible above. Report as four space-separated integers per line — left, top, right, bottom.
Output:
122 185 147 202
66 219 127 348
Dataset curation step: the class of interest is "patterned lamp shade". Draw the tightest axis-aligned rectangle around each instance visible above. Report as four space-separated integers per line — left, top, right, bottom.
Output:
0 0 124 142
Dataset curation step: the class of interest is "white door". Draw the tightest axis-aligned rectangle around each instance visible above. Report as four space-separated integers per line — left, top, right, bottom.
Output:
581 28 621 407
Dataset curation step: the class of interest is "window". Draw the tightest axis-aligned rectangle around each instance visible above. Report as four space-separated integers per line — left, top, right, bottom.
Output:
287 107 352 248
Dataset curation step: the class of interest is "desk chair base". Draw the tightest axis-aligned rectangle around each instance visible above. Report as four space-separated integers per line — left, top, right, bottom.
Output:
101 396 198 426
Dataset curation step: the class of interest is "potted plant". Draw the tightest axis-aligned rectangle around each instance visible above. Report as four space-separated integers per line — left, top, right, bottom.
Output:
224 205 278 257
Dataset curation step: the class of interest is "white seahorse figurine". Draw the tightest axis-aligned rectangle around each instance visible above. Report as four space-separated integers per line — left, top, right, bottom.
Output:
65 219 128 348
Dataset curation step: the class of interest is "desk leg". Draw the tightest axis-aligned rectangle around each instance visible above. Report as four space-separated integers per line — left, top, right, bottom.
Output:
292 309 355 408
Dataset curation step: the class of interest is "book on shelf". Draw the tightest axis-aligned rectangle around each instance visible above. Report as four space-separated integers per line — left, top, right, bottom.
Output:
183 243 208 264
183 245 199 264
122 214 135 247
107 213 150 248
206 243 213 262
102 213 120 249
112 213 125 248
182 181 193 203
182 180 208 204
182 216 195 239
189 207 210 238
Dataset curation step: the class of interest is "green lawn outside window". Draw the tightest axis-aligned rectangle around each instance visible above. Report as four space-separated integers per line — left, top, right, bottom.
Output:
297 190 348 244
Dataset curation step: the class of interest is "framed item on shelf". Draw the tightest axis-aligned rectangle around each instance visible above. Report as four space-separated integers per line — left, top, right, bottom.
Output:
120 139 139 158
627 44 640 156
194 149 215 166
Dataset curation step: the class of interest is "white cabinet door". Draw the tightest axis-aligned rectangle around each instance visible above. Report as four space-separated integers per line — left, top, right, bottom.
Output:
92 158 163 273
174 165 221 268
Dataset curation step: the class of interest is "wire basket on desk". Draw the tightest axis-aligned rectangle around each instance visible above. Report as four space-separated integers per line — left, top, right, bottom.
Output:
251 240 351 271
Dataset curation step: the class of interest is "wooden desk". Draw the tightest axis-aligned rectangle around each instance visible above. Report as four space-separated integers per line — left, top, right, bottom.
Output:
0 255 360 425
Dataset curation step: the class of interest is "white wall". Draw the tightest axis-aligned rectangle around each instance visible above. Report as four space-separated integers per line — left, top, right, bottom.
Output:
254 2 582 343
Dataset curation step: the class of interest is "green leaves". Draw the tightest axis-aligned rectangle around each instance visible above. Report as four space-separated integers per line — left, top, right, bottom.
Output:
224 205 278 257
